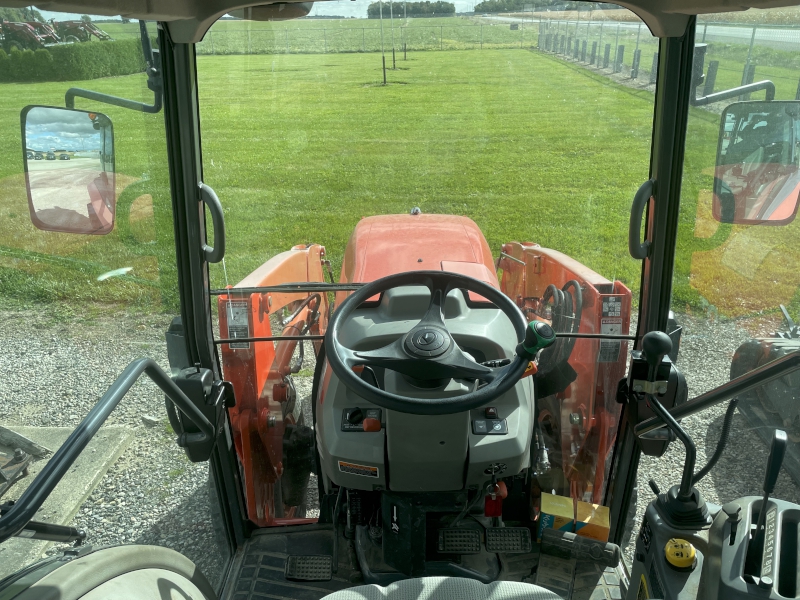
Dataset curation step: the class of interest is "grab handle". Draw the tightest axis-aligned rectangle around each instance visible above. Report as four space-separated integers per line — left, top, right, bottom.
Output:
200 183 226 264
629 179 654 260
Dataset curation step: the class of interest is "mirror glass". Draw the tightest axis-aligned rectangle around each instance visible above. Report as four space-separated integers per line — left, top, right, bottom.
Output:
713 101 800 225
22 106 115 234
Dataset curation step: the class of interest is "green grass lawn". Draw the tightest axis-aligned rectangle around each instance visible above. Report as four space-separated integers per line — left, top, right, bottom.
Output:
1 40 799 319
196 49 655 293
0 47 655 313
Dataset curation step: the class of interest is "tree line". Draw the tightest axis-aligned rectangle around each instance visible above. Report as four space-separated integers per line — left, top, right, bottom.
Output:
473 0 618 13
367 1 455 18
0 7 45 22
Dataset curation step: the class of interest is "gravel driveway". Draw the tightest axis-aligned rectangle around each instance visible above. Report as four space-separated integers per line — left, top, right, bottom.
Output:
2 306 798 585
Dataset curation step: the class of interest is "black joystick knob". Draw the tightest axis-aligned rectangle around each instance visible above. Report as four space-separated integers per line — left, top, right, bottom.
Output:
642 331 672 381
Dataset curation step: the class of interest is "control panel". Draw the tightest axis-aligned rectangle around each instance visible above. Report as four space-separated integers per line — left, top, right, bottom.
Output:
341 407 383 432
471 406 508 435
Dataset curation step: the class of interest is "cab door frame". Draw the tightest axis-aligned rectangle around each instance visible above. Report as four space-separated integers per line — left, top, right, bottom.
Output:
158 23 250 568
606 18 698 543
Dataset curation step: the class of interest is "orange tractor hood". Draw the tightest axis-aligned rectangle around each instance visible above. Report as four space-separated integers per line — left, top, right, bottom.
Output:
340 214 499 287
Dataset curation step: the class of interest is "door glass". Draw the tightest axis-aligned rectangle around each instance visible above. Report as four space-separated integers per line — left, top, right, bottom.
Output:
197 3 655 528
623 6 800 568
0 12 229 589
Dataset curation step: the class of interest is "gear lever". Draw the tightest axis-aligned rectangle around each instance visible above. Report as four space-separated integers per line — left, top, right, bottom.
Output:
637 332 709 528
641 332 696 499
746 429 788 583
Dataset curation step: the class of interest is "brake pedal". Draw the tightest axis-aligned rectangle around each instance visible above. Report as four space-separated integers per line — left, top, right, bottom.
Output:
486 527 532 553
437 528 481 554
284 555 333 581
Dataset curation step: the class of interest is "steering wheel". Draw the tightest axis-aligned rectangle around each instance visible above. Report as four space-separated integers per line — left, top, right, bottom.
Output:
325 270 547 415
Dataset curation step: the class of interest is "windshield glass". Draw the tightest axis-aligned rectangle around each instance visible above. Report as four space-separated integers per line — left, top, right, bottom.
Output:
197 1 656 527
622 5 800 569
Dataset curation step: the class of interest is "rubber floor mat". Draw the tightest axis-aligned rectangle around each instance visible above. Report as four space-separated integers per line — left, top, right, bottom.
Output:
229 525 360 600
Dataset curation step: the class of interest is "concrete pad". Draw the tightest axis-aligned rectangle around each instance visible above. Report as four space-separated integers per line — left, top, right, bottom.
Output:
0 426 50 458
0 426 134 580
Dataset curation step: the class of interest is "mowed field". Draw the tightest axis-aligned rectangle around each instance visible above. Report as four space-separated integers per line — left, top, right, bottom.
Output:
0 48 656 312
1 41 798 317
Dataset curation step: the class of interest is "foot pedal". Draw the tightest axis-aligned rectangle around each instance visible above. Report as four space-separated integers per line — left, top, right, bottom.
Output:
486 527 532 553
284 555 333 581
437 528 481 554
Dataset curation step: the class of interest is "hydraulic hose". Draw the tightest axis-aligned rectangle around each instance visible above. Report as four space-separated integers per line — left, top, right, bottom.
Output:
691 397 739 486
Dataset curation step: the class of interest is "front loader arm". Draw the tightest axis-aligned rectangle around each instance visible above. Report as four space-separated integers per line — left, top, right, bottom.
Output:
219 244 329 526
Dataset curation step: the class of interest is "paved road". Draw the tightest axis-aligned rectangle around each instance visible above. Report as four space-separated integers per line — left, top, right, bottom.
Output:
26 158 113 232
480 15 800 51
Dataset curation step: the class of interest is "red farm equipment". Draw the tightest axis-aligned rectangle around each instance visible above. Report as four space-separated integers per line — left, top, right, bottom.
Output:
0 21 60 52
50 20 113 43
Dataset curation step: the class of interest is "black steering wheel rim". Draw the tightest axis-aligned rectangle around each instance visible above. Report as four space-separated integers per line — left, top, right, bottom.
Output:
324 270 529 415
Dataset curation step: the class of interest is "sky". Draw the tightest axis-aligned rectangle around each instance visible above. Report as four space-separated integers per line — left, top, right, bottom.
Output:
25 107 102 152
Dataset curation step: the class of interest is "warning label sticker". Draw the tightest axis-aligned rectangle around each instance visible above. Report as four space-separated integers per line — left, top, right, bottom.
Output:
338 461 379 478
225 301 250 349
599 296 623 363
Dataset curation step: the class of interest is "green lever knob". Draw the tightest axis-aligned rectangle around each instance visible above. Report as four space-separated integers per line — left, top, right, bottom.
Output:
518 321 557 358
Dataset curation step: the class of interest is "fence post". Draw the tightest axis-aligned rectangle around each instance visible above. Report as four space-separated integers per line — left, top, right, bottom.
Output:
598 20 604 58
521 19 524 48
362 27 365 52
561 35 566 54
649 51 659 83
635 22 641 56
209 31 214 54
702 22 708 42
404 42 407 60
574 36 580 59
441 25 443 50
744 25 757 79
614 23 620 65
603 43 611 68
615 45 624 73
567 37 572 55
703 60 718 96
741 63 756 100
247 28 251 54
631 48 641 79
581 39 587 62
590 41 597 65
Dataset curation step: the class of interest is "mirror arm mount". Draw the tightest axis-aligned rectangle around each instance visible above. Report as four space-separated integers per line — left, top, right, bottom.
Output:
691 80 775 107
64 20 162 114
65 87 162 114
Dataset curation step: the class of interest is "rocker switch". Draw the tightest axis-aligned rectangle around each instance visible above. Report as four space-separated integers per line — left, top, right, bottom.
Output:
485 407 498 419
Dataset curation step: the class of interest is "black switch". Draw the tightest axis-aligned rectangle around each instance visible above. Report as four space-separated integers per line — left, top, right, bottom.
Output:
485 407 498 419
347 408 364 425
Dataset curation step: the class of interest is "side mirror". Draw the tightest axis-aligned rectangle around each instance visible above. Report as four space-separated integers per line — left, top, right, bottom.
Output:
21 105 116 235
713 101 800 225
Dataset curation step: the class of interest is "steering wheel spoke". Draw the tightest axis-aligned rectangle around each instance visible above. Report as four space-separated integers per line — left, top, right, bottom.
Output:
416 276 453 329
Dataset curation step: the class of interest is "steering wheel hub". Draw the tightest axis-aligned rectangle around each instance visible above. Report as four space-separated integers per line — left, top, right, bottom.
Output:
405 327 450 357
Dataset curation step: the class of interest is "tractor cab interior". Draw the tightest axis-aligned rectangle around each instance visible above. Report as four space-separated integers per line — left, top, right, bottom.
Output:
2 0 800 599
